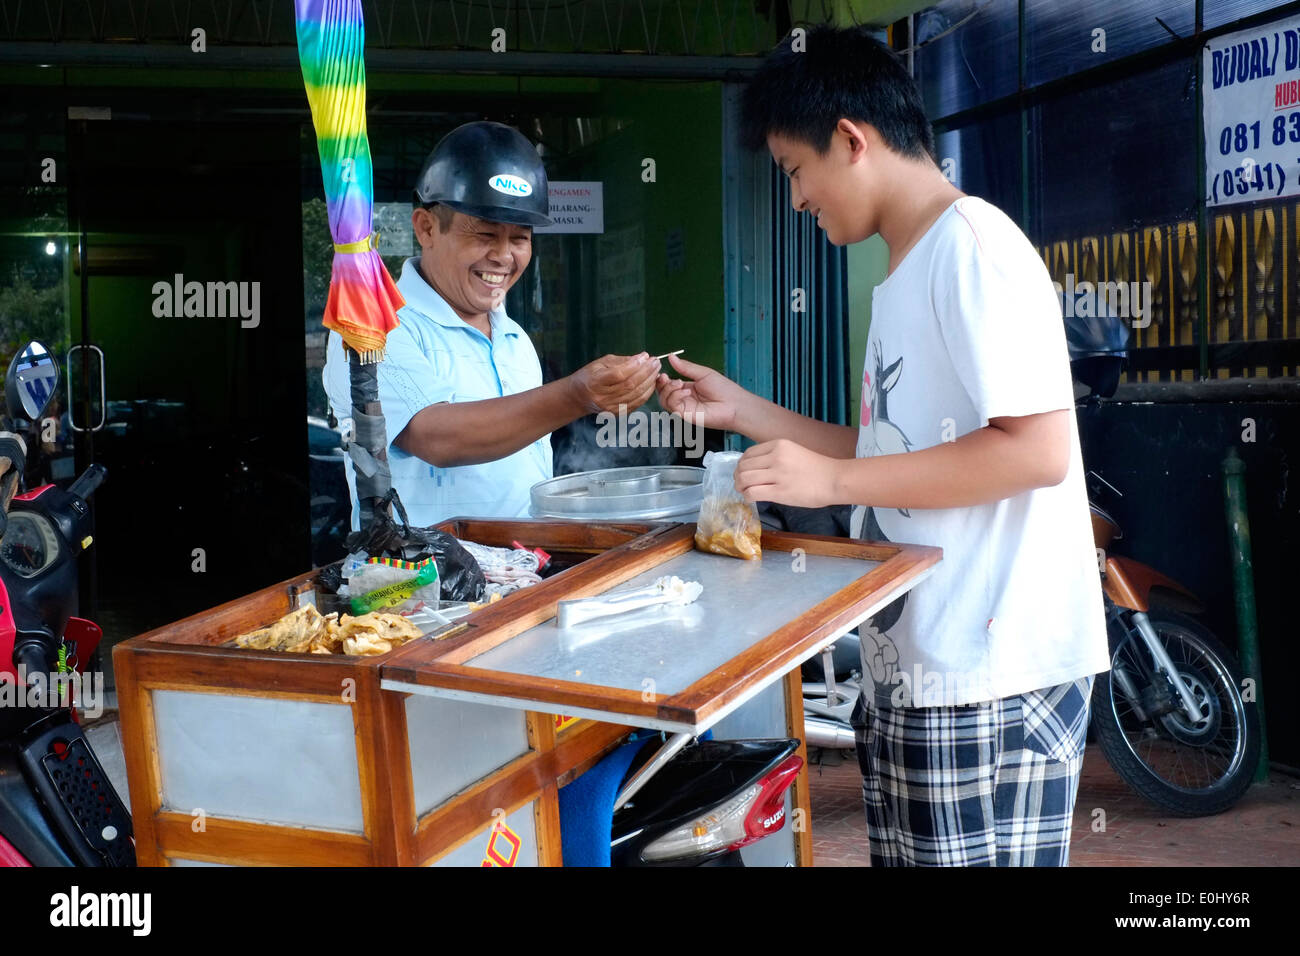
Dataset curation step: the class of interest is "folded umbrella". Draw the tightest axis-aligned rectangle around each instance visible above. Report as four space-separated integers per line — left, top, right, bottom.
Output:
296 0 405 527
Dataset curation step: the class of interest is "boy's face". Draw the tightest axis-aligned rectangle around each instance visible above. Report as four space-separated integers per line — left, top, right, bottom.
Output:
768 122 875 246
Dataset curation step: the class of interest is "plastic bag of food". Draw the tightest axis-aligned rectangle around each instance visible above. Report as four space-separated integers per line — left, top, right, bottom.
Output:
347 558 440 615
693 450 762 560
342 493 487 602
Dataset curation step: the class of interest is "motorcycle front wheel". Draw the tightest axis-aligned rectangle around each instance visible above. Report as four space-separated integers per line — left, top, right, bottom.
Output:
1091 608 1261 816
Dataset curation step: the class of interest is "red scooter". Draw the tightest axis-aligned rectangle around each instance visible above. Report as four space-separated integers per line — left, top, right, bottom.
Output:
0 341 134 866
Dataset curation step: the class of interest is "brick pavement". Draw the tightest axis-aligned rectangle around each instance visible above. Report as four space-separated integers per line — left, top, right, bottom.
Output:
806 746 1300 867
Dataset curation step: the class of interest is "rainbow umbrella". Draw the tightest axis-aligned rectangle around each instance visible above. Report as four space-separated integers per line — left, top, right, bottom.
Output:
295 0 404 526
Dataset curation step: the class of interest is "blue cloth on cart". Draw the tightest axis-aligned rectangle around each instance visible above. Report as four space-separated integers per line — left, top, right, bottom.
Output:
557 735 647 867
557 730 711 867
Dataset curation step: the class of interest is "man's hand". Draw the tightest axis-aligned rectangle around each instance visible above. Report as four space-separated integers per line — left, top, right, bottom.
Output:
569 353 659 414
734 439 842 508
655 353 747 431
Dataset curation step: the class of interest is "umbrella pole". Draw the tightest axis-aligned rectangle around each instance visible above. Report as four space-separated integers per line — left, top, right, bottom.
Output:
347 347 392 531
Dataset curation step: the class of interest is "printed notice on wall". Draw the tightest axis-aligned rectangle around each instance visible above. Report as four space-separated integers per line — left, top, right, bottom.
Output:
597 224 644 318
534 181 604 234
372 203 415 256
1204 14 1300 206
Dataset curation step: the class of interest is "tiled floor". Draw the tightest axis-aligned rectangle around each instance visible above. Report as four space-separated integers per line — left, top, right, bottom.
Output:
807 747 1300 867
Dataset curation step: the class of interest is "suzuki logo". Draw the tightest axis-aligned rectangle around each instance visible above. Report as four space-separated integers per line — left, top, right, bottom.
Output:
762 807 785 830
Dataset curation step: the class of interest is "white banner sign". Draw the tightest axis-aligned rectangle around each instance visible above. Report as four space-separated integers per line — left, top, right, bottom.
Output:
372 202 414 256
1204 14 1300 206
534 181 604 234
597 224 644 317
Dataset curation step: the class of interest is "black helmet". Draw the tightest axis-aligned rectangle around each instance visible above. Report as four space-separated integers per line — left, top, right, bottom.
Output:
414 121 552 228
1062 293 1129 398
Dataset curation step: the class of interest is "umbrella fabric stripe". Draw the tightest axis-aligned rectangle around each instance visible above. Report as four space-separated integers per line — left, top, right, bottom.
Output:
295 0 402 360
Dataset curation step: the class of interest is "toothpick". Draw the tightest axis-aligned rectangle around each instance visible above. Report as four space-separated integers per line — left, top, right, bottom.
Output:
653 349 685 361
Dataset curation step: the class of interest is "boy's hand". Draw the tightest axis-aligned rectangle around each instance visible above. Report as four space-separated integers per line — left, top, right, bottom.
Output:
734 439 841 507
655 354 744 431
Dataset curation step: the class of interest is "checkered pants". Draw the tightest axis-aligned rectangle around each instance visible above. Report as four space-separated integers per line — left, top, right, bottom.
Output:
851 676 1094 867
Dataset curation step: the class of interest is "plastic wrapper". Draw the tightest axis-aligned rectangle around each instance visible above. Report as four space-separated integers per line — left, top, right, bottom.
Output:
455 539 544 598
693 450 762 560
347 560 440 615
342 504 486 602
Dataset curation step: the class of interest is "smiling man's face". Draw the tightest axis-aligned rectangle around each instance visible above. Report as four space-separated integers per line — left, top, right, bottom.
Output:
415 207 533 322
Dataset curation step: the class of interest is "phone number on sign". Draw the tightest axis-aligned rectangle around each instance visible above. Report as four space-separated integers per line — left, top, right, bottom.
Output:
1211 158 1287 201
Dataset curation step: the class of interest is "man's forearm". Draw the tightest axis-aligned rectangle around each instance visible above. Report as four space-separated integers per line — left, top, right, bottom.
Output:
831 415 1070 511
396 379 584 467
734 392 858 458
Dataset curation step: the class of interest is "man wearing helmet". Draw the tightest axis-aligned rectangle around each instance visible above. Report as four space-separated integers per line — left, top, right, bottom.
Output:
324 121 658 529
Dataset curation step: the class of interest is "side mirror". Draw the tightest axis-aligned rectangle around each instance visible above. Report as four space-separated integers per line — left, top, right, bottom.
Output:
5 341 59 422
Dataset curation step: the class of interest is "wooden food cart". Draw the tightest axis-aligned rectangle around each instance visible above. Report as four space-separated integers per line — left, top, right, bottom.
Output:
113 519 939 866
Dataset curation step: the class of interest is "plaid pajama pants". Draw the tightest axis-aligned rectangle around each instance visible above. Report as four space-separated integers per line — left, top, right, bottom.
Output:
851 676 1094 867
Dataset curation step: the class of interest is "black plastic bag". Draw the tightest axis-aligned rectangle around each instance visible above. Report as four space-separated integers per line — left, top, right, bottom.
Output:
341 491 486 602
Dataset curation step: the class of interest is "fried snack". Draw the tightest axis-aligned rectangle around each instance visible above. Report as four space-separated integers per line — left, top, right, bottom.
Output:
345 612 423 644
235 604 329 652
234 625 277 650
694 499 762 560
332 612 424 657
309 624 345 655
233 605 422 656
341 633 393 656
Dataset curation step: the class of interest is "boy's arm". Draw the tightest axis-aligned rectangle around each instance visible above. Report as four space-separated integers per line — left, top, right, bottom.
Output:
734 409 1071 509
734 394 859 458
737 206 1080 512
657 353 859 459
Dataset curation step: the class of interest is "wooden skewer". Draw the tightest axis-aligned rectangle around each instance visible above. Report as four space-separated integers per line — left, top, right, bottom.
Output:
653 349 685 361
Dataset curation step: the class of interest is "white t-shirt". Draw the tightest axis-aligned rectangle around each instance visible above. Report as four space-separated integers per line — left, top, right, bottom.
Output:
850 196 1109 707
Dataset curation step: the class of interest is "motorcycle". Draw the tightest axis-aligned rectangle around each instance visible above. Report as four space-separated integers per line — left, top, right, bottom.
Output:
608 734 804 866
1068 309 1261 816
0 340 135 866
801 637 861 752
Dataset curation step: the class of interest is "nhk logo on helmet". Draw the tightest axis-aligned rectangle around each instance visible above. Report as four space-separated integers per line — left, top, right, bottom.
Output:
489 173 532 197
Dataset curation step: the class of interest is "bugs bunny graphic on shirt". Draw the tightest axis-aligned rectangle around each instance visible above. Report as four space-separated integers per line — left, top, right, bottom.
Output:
858 339 914 639
860 340 914 500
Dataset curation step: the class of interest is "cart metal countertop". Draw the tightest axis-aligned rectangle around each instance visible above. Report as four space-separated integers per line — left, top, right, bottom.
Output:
382 524 941 735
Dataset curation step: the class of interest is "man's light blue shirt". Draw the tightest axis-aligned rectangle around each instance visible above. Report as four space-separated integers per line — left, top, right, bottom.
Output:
323 256 553 530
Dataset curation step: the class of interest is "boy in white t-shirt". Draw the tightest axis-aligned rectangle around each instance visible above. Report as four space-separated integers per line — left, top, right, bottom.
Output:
656 25 1109 866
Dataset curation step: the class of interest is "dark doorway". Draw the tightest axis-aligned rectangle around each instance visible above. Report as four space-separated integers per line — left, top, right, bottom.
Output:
69 114 310 654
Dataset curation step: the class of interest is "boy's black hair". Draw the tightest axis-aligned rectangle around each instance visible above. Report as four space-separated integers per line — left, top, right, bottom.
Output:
740 25 936 163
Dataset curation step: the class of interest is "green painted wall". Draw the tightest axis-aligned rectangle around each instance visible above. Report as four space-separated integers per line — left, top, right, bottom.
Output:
846 233 888 427
593 80 725 375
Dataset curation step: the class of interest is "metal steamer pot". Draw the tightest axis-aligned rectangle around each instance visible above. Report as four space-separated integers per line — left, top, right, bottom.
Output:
529 465 704 522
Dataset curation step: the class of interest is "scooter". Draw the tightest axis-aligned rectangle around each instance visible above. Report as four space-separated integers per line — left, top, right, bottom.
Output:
1068 309 1261 816
0 340 135 866
609 734 804 866
801 638 861 752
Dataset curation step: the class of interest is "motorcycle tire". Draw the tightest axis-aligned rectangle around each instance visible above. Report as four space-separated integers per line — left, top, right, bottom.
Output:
1091 607 1261 816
